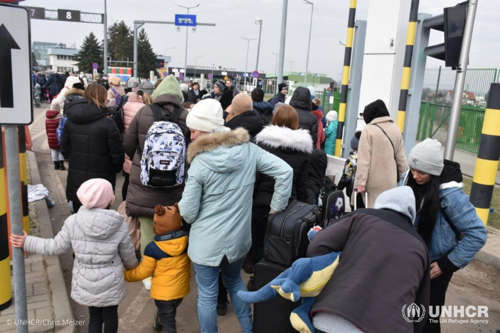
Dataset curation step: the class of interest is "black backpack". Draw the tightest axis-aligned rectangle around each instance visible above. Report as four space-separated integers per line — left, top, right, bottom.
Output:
107 95 128 134
264 200 321 267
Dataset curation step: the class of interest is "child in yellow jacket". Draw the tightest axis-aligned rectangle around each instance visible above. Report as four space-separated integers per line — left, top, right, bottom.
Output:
125 204 190 333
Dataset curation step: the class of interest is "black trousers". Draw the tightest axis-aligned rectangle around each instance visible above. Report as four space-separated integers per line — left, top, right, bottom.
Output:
88 305 118 333
155 299 183 333
218 272 228 304
122 172 130 201
423 269 454 333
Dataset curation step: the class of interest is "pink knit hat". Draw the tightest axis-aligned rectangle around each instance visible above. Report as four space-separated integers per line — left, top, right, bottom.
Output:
76 179 115 209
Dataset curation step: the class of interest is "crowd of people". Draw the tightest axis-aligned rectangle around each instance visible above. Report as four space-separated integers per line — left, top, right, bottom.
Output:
10 73 488 333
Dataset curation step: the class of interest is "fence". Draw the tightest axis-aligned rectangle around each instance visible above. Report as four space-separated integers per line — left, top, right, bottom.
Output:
417 102 486 154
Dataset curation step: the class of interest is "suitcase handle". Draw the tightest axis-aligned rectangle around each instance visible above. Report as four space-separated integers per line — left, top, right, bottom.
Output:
353 189 368 211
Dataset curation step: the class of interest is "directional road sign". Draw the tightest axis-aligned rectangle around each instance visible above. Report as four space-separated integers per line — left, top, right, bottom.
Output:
0 4 33 124
92 62 99 69
207 73 213 79
251 71 259 78
58 9 81 22
175 14 197 27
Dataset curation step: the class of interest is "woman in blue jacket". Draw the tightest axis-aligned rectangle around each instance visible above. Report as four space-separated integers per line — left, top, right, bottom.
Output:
324 111 338 155
407 139 487 333
178 99 293 333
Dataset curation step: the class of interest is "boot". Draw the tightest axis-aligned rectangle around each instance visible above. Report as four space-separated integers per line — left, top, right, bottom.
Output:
59 161 66 171
54 161 60 170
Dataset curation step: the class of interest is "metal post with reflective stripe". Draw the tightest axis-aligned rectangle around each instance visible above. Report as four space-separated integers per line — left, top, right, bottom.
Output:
0 130 12 311
470 82 500 225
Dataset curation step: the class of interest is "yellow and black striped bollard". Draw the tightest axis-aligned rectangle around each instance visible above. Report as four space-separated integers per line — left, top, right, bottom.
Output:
0 130 12 310
470 82 500 225
397 0 420 132
335 0 357 157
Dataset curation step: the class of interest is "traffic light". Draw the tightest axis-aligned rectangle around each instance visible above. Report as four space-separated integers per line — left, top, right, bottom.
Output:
423 2 467 69
155 58 165 68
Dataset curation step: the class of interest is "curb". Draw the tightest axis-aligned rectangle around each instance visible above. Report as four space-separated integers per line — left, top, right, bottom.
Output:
28 151 76 333
474 227 500 271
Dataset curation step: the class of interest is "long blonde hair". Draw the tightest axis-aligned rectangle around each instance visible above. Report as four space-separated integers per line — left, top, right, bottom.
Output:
137 90 153 105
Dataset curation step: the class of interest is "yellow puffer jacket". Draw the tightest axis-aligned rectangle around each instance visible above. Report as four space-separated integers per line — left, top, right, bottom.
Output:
124 230 190 301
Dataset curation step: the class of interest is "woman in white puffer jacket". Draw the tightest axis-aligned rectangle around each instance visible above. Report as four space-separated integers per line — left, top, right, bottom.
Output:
10 179 138 333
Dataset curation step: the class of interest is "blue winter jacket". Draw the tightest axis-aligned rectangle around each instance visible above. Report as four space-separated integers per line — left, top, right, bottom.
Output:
179 128 293 266
413 182 487 268
324 120 338 155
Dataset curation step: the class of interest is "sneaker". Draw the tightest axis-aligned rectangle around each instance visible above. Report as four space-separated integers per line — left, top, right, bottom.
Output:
152 311 163 332
142 277 152 290
217 301 228 316
247 276 255 292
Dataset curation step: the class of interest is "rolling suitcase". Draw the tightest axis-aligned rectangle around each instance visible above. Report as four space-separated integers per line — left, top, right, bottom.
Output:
253 259 299 333
353 190 368 211
321 189 346 228
264 200 320 267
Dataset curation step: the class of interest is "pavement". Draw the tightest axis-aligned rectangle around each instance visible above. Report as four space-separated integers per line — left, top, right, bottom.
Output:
0 103 499 333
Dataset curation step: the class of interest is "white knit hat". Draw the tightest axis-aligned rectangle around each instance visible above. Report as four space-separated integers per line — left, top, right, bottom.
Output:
408 138 444 176
326 111 338 122
186 99 225 132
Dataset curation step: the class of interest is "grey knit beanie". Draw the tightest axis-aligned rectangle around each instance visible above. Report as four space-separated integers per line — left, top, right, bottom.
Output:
408 139 444 176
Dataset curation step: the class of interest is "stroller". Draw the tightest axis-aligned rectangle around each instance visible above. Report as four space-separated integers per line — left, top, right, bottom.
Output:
33 83 41 107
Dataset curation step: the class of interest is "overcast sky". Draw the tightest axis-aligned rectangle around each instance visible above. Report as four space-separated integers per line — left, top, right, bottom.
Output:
24 0 499 87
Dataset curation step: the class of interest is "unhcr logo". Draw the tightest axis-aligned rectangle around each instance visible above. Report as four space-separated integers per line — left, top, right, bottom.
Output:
402 303 426 323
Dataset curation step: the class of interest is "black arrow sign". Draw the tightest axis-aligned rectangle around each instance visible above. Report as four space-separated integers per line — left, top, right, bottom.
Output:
0 24 20 108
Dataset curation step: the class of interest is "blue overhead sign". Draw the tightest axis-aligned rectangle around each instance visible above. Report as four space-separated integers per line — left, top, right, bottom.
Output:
175 14 197 27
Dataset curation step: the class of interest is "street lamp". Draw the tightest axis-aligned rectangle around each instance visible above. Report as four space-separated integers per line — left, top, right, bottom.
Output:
303 0 314 85
176 3 200 71
255 19 263 72
194 55 205 79
242 37 257 91
164 47 176 57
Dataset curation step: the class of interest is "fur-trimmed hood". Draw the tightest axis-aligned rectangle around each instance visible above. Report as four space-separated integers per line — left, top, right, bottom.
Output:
187 127 250 169
66 88 85 97
255 125 313 154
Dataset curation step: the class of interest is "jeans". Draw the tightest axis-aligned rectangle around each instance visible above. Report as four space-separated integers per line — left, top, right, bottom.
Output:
155 299 183 333
50 149 64 162
194 257 253 333
88 305 118 333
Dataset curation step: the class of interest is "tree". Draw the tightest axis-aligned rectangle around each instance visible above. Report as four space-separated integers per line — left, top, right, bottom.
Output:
108 21 133 66
74 32 103 73
137 29 157 78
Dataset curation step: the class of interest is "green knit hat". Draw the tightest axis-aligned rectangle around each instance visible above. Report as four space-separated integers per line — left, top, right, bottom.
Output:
151 74 184 103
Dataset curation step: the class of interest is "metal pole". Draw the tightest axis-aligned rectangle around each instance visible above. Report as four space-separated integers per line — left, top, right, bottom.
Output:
184 9 189 72
255 20 263 71
277 0 288 86
133 22 144 78
444 0 479 160
5 126 28 333
103 0 108 73
304 1 314 85
242 37 256 91
272 52 278 94
434 66 442 104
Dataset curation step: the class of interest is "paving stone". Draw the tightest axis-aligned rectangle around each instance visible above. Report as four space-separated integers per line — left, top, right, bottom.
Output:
35 308 52 321
26 300 50 311
25 274 46 285
27 294 48 305
33 282 48 295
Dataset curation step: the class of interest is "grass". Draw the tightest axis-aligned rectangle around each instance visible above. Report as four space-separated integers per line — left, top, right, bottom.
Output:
462 176 500 229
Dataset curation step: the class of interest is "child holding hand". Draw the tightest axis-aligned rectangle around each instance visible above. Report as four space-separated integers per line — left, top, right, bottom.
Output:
10 178 138 333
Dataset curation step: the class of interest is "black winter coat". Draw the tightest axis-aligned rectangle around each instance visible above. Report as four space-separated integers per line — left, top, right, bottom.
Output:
251 125 313 264
225 111 265 140
253 101 274 124
269 92 286 107
61 99 124 208
289 87 318 148
304 149 335 205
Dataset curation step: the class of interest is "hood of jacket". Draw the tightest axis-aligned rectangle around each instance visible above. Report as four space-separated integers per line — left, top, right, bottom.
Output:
255 125 313 154
312 110 324 122
155 231 188 256
152 93 182 109
46 109 61 119
374 186 417 223
64 76 82 89
152 74 184 103
66 88 85 98
187 127 250 173
76 207 125 240
439 159 463 190
65 98 107 125
289 87 312 111
253 101 274 114
363 99 390 124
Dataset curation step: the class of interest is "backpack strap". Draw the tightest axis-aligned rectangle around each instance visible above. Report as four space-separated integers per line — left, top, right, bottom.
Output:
373 124 399 181
170 107 182 125
150 103 165 122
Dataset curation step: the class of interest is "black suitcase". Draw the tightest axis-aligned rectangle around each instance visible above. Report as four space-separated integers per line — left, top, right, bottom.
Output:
253 259 299 333
321 189 346 228
264 200 320 267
